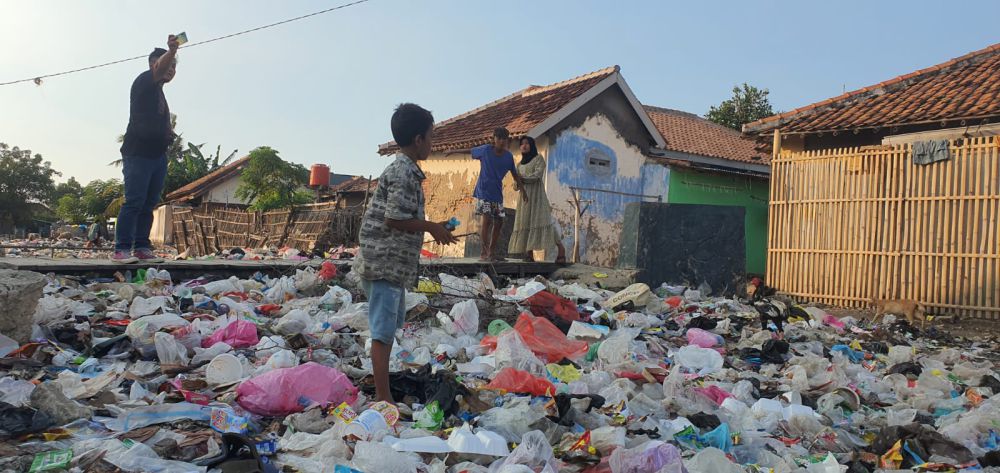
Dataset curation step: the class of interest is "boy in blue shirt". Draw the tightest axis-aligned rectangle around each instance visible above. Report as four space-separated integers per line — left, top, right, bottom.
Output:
471 127 523 261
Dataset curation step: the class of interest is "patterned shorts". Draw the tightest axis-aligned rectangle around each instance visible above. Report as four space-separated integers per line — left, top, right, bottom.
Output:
474 199 506 219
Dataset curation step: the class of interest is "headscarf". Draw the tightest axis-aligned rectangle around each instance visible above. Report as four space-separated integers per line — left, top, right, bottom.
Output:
519 136 539 165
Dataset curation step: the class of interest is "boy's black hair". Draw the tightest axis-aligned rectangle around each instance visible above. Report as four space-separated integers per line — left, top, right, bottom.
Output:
149 48 168 65
391 103 434 147
493 127 510 140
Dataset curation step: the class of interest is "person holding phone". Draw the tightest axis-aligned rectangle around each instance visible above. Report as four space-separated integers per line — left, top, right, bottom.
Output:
113 35 180 263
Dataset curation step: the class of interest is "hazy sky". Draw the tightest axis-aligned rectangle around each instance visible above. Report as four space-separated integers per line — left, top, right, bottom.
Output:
2 1 998 185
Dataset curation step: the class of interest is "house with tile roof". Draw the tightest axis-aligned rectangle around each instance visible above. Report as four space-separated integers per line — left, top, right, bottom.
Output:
378 66 769 272
742 43 1000 317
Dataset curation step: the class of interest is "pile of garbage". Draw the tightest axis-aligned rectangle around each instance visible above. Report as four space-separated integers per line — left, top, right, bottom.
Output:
1 263 999 473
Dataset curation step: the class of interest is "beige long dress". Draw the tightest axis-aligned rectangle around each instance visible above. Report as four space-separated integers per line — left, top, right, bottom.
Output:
509 155 558 254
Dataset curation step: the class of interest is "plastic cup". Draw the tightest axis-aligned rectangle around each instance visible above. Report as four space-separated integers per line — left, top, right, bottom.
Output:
206 353 242 386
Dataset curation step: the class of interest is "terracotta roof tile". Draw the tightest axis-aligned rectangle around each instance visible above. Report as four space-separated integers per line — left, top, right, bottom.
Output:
378 66 618 155
643 106 769 164
329 175 374 194
165 156 250 203
744 42 1000 134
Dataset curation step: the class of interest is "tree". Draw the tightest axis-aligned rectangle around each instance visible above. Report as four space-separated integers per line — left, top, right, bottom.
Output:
0 143 59 230
50 177 83 206
164 142 239 195
80 179 124 219
706 83 775 131
236 146 311 211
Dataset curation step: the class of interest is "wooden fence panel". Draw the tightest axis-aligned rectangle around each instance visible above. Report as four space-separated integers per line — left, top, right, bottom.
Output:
769 137 1000 319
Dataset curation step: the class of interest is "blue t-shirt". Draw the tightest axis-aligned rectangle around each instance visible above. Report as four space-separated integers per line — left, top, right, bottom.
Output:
471 144 515 203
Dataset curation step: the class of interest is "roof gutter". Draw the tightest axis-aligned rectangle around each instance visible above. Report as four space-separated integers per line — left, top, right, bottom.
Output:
648 148 770 175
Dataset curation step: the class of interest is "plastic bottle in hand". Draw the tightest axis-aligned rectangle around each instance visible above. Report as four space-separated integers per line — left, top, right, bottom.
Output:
444 217 460 231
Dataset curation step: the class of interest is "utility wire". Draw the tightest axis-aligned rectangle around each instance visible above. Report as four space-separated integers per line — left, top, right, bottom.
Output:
0 0 372 87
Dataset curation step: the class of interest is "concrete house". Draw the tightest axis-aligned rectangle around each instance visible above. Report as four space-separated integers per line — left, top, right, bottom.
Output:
379 66 769 274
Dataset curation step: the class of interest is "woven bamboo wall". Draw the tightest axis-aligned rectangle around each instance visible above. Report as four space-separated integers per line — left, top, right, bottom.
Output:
172 203 362 257
769 137 1000 318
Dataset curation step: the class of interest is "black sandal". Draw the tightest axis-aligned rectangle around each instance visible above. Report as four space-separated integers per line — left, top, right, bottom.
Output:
196 433 277 473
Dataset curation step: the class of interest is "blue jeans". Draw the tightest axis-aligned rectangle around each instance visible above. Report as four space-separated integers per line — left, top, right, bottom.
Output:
115 154 167 251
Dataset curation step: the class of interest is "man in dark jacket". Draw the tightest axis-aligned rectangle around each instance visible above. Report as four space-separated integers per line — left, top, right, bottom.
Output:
112 35 179 263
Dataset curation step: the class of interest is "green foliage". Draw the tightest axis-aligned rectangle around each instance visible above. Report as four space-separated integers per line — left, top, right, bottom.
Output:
236 146 310 211
0 143 59 229
706 83 775 131
55 179 123 223
164 142 238 195
50 177 83 206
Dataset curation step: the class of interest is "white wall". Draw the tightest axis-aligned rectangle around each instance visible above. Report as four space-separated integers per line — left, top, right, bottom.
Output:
204 174 249 205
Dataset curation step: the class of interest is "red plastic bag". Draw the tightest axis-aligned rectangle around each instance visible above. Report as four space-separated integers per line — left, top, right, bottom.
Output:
481 313 589 363
237 362 358 416
692 385 733 406
523 291 581 325
202 320 259 349
318 261 338 281
486 367 555 396
665 296 683 308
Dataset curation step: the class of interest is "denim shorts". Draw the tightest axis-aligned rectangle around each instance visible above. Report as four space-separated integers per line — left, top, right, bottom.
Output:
361 279 406 344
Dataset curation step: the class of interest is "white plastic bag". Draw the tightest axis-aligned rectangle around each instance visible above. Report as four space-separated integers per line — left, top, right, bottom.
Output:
153 332 189 366
449 300 479 336
319 285 353 309
201 276 242 296
489 430 557 473
674 345 723 376
275 309 314 335
128 295 174 319
494 330 545 376
352 440 421 473
256 349 298 374
440 272 495 298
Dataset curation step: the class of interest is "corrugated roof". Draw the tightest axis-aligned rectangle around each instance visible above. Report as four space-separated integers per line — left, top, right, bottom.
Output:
643 106 769 164
744 43 1000 135
378 66 619 155
164 156 250 203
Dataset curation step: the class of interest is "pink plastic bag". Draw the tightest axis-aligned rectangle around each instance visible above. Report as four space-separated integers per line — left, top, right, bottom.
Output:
692 385 733 406
202 320 259 349
822 314 846 330
487 367 555 396
686 328 722 348
237 362 358 416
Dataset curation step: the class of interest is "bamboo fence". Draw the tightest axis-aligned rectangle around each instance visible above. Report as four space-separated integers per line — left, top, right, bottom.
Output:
768 136 1000 319
172 202 362 257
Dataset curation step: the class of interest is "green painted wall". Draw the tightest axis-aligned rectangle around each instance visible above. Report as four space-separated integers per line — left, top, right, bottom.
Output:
667 168 769 274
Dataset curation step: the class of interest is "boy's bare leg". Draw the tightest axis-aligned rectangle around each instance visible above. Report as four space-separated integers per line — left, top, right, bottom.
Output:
371 340 393 403
490 218 504 261
479 215 492 261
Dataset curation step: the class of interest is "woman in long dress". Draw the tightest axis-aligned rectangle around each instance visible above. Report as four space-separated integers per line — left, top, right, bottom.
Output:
508 136 567 263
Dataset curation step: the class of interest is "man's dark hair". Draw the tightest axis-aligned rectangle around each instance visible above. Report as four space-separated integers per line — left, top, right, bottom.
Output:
493 127 510 140
391 103 434 147
149 48 168 65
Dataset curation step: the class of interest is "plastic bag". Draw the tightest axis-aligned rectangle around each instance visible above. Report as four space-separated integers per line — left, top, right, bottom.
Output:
591 426 627 455
674 346 723 376
0 377 35 407
487 367 555 396
490 430 558 473
449 300 480 336
275 309 313 335
522 291 581 324
598 328 639 368
413 400 444 430
478 400 547 443
491 330 546 376
256 349 298 374
546 363 581 383
512 313 588 363
236 362 358 416
685 447 741 473
609 441 685 473
686 328 722 348
440 272 494 298
128 295 173 318
153 331 189 366
352 440 421 473
202 320 259 349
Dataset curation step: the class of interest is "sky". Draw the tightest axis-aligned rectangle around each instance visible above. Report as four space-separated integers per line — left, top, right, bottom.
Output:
2 0 999 185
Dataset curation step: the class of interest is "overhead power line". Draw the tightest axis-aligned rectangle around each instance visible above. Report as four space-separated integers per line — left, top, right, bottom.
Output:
0 0 372 87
